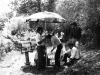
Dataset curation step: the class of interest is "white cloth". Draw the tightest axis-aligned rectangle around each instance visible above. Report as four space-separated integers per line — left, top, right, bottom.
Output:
34 51 38 60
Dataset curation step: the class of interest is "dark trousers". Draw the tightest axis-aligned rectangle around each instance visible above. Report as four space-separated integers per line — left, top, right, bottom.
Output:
37 45 46 69
55 44 63 67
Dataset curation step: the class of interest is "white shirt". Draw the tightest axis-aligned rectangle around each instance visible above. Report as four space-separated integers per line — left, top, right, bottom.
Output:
66 47 80 59
51 35 61 48
34 33 43 60
35 33 44 46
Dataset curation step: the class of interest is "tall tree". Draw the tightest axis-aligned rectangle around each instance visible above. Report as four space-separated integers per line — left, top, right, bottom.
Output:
55 0 100 48
9 0 42 15
55 0 88 28
86 0 100 48
46 0 56 12
37 0 41 12
9 0 57 15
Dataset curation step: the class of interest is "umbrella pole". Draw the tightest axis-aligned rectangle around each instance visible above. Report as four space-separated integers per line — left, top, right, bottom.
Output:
45 20 47 67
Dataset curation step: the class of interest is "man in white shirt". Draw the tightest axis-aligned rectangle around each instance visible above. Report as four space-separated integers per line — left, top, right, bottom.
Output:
35 27 46 70
62 40 80 66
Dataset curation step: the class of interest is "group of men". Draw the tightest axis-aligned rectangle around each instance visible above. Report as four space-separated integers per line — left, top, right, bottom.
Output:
34 22 82 70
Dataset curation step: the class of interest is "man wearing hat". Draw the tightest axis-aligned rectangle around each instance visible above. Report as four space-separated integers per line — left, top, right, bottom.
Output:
68 22 82 48
69 22 82 41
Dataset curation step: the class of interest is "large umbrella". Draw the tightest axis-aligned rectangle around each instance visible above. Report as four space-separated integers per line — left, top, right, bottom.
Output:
26 11 66 66
26 11 66 23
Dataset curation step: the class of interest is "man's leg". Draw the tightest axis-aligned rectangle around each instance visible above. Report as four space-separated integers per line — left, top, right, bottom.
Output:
55 53 60 67
55 44 62 67
62 53 70 64
37 46 43 70
67 58 78 66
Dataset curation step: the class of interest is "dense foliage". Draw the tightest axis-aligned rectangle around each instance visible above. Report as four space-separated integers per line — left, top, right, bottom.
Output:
10 0 56 15
55 0 100 49
8 0 100 49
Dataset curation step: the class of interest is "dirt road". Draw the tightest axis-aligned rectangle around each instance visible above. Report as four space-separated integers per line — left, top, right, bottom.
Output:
0 50 37 75
0 45 66 75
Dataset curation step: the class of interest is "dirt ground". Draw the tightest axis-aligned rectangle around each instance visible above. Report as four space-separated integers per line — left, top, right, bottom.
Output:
0 50 25 75
1 44 100 75
0 46 65 75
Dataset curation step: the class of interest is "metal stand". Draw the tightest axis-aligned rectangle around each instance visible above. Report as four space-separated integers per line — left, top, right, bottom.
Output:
21 48 32 69
25 51 30 65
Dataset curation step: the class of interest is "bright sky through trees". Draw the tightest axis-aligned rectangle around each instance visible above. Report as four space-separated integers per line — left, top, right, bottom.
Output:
0 0 46 15
0 0 12 15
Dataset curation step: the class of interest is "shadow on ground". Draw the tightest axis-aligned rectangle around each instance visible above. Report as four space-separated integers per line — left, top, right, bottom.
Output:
21 65 65 75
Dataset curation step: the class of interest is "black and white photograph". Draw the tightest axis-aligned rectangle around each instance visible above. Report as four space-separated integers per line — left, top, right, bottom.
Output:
0 0 100 75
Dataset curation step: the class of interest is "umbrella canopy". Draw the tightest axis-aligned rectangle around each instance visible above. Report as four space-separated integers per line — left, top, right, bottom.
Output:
10 16 26 23
26 11 66 23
